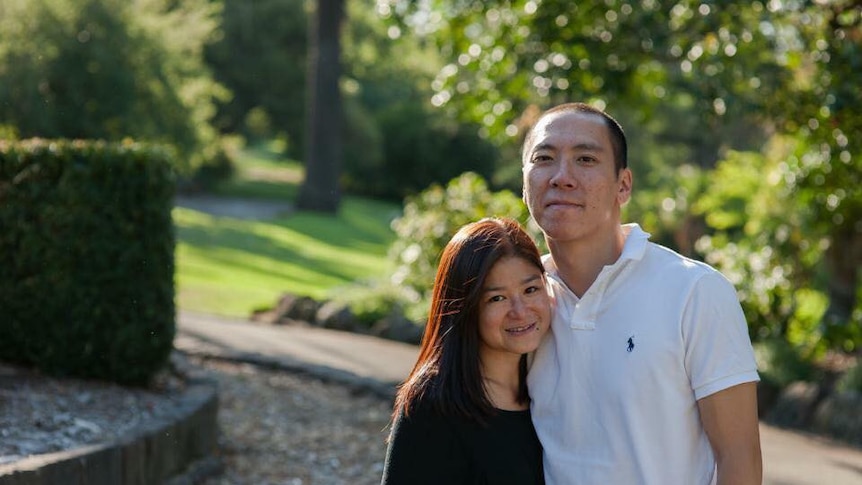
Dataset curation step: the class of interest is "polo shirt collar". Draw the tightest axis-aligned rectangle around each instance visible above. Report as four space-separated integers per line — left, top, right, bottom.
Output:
619 223 649 262
541 223 650 275
544 223 651 331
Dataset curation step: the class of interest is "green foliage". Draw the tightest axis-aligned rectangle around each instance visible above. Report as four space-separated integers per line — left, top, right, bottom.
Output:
835 361 862 394
0 0 227 172
693 149 816 340
693 140 860 353
694 152 763 231
329 281 415 328
198 0 504 200
382 1 862 355
189 136 239 190
243 107 276 145
0 139 176 385
205 0 307 156
388 172 537 320
754 338 816 389
0 125 19 140
337 2 500 201
383 1 781 150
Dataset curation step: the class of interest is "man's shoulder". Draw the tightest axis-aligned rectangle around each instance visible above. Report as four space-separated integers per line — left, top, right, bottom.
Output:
642 241 723 280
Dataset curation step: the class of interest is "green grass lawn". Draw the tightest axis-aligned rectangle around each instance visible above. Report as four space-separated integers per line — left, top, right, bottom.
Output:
174 146 400 318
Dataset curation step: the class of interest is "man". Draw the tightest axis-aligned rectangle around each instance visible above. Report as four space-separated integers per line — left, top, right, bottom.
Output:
524 102 762 485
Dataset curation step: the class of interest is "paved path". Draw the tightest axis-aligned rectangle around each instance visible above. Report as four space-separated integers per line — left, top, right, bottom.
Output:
176 311 862 485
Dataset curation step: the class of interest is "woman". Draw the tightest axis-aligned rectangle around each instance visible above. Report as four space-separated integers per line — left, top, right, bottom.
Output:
381 217 550 484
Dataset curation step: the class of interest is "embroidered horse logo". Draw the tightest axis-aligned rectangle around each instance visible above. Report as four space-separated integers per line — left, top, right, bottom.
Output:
626 336 635 353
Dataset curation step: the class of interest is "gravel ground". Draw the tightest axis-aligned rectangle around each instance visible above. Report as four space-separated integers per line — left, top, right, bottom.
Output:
0 361 189 466
193 356 393 485
0 354 394 485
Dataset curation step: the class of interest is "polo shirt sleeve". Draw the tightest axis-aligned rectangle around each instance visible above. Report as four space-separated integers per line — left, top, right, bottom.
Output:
682 270 760 400
380 402 470 484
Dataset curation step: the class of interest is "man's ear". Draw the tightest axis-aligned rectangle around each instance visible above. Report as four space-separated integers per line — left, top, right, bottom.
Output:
617 168 632 205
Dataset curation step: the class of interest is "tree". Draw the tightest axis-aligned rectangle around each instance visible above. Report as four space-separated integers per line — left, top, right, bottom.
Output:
297 0 345 213
205 0 307 152
785 0 861 347
0 0 227 170
380 0 861 352
379 0 794 246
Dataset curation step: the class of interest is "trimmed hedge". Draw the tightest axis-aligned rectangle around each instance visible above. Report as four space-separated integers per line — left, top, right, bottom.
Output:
0 139 176 385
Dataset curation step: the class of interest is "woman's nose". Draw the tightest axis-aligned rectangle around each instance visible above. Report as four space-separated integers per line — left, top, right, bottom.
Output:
508 297 527 318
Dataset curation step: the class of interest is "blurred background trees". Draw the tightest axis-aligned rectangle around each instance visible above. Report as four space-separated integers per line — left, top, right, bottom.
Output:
0 0 858 358
0 0 228 171
379 0 861 356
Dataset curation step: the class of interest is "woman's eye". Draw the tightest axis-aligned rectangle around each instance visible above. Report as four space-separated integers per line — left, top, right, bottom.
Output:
488 295 505 303
525 286 540 294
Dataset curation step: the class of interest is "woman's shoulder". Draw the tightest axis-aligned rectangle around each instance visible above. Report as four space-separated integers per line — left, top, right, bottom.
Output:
400 392 446 423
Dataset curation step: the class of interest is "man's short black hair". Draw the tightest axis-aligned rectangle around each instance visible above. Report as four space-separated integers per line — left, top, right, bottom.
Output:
522 102 628 174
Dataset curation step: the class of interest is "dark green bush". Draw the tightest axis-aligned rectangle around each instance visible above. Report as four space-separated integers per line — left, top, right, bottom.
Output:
836 360 862 394
387 172 538 321
754 338 817 389
187 137 238 192
0 139 176 385
341 102 500 202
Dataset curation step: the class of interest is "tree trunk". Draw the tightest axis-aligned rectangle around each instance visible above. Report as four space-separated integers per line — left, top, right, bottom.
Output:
297 0 344 213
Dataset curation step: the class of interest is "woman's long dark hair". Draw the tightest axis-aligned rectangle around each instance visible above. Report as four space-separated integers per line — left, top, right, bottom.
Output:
392 217 544 423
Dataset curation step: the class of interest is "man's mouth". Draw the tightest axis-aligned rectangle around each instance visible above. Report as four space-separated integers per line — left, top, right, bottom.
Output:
546 200 583 209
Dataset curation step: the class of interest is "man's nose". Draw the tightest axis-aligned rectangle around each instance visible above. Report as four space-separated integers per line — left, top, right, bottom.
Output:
549 159 578 188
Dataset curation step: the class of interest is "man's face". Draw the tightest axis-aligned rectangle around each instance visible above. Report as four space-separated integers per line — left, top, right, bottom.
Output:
522 111 631 244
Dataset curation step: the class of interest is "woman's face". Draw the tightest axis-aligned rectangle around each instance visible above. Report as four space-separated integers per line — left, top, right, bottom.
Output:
477 256 551 361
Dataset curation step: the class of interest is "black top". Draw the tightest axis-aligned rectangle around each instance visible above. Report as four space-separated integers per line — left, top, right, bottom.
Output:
381 399 544 485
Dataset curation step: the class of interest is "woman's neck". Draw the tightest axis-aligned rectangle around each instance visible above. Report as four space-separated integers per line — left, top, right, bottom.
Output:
480 353 526 411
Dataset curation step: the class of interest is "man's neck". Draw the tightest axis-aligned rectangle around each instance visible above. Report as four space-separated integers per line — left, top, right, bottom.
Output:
547 226 626 298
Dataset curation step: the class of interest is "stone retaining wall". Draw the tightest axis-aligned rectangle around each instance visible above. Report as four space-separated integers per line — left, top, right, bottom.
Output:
0 380 218 485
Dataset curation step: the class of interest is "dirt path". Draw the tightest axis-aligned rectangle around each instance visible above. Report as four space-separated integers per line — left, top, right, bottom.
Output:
174 195 293 220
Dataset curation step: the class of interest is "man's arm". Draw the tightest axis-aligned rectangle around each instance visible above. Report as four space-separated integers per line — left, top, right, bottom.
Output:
697 381 762 485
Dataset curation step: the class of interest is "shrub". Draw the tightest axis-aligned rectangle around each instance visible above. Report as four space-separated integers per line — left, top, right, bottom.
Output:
836 360 862 394
387 172 538 321
188 136 239 191
0 139 176 385
329 280 415 329
0 0 227 173
754 338 816 389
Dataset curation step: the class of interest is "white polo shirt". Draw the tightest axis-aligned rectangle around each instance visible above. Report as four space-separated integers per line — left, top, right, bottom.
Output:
528 224 759 485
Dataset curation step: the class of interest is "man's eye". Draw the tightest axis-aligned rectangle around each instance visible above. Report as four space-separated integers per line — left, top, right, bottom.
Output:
532 154 552 163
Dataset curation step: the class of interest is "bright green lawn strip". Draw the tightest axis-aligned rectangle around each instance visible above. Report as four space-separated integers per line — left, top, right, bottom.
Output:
174 195 398 318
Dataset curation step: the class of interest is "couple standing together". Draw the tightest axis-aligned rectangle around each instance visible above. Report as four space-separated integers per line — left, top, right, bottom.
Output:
381 103 763 484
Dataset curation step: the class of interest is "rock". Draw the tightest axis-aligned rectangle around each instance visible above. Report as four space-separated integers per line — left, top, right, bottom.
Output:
271 294 321 325
765 381 823 428
371 312 424 345
249 308 276 323
812 390 862 447
316 301 355 332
